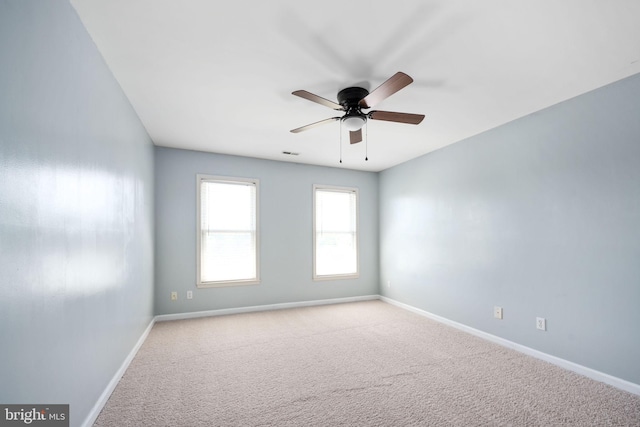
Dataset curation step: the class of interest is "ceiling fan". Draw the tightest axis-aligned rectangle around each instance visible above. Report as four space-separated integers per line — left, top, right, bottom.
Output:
290 72 425 145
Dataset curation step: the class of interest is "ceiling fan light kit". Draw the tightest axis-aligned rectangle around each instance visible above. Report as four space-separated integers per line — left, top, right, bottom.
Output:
290 72 425 163
343 115 366 131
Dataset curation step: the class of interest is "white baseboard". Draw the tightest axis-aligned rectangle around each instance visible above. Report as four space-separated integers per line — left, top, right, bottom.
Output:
155 294 380 322
380 296 640 396
81 317 156 427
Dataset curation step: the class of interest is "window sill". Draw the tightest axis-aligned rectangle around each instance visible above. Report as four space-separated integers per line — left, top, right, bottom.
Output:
197 279 260 288
313 273 359 281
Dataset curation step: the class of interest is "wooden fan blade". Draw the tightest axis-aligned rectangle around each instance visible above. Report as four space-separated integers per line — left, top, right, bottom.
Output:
368 110 425 125
292 90 343 110
290 117 340 133
349 129 362 144
359 72 413 108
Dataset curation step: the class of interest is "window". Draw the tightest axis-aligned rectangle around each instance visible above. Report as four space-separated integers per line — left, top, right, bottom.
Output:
197 175 259 287
313 185 359 279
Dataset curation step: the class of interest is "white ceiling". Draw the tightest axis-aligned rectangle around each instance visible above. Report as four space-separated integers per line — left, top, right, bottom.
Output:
71 0 640 172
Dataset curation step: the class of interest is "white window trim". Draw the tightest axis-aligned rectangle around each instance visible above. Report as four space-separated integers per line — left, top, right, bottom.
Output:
196 174 260 288
313 184 359 281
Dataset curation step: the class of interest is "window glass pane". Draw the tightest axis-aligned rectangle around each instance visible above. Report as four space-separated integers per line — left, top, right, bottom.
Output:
201 231 256 282
201 182 255 231
315 232 357 276
316 190 356 232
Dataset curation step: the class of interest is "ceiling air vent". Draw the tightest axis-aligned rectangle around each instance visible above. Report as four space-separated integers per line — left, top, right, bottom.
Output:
282 151 299 156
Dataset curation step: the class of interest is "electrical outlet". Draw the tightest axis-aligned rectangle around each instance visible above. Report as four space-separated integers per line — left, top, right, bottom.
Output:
536 317 546 331
494 306 503 320
170 292 177 301
387 281 391 288
187 290 193 300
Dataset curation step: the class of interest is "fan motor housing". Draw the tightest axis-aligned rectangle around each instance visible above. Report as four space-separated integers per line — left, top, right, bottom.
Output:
337 87 369 110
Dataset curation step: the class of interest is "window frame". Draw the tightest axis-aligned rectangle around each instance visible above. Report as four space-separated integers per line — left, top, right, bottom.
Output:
312 184 359 281
196 174 260 288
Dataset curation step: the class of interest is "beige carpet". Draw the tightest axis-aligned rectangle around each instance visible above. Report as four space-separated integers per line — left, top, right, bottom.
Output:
94 301 640 426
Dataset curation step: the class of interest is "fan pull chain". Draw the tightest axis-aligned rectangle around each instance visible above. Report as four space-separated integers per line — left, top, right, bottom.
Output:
365 121 369 161
339 119 343 163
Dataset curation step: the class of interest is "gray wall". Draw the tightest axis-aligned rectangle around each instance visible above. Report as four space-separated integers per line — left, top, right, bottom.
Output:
379 73 640 384
155 147 378 315
0 2 155 426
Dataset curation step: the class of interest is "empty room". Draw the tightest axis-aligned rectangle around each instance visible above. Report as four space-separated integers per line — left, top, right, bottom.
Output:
1 1 639 426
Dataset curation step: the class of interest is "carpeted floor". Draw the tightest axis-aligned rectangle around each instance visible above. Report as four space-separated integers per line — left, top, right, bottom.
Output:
94 300 640 426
